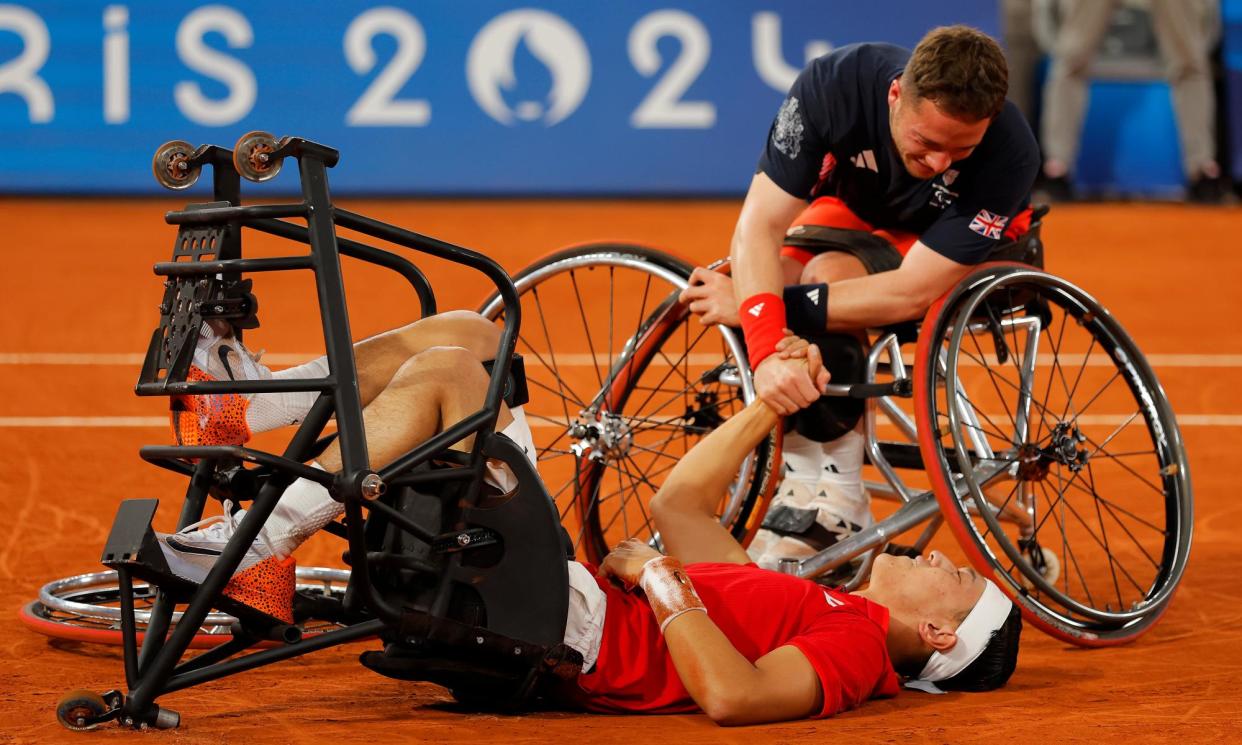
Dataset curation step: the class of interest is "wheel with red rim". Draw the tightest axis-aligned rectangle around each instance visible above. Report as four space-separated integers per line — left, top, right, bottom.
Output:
479 244 780 563
914 265 1192 646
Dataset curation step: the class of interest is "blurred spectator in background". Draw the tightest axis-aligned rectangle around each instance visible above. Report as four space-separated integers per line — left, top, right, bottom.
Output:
1000 0 1043 126
1033 0 1225 202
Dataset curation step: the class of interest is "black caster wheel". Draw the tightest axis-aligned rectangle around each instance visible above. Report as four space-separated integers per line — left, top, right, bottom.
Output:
233 130 285 182
55 689 107 731
152 140 200 190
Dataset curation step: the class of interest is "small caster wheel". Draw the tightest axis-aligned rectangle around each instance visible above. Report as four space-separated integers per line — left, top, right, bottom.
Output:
1020 544 1061 589
55 689 107 731
233 130 285 182
152 140 200 190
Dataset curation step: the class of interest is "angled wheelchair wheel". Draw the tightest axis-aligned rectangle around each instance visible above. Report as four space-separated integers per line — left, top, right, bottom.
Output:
233 130 284 182
152 140 200 191
915 266 1192 646
479 244 780 563
20 568 351 649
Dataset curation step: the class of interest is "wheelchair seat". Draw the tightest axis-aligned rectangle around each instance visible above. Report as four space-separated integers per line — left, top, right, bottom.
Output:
354 430 581 708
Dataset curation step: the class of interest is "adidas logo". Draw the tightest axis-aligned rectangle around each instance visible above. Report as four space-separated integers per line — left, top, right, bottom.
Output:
748 302 765 317
806 287 820 305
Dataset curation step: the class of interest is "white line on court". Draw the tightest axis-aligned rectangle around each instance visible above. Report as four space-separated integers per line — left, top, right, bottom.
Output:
2 414 1240 428
4 352 1242 368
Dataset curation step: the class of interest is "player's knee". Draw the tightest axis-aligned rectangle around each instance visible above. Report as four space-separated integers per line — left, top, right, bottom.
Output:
787 332 867 442
391 345 481 389
800 251 868 285
431 310 500 357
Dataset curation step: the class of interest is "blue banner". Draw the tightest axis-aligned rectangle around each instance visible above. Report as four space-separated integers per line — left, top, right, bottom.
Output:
0 2 998 195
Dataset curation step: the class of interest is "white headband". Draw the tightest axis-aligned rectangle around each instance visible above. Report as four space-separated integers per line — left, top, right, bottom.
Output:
904 579 1013 694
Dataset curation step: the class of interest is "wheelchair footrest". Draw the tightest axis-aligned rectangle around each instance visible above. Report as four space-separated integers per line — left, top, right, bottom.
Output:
99 498 296 632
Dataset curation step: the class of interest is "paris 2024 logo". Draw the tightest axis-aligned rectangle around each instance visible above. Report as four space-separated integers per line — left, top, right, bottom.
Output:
466 9 590 126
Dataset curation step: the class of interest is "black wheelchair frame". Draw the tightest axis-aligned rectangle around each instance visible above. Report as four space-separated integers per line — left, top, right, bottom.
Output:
63 137 579 731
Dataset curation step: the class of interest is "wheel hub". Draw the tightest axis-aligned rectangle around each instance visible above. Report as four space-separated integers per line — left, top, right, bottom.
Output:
569 409 633 463
685 390 725 431
1016 422 1090 481
1049 422 1090 473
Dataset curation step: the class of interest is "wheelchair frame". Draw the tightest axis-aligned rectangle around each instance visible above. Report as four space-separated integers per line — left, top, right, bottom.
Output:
61 137 577 731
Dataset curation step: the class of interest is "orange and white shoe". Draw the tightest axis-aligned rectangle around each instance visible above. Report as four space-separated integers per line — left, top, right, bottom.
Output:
169 322 272 447
156 500 295 623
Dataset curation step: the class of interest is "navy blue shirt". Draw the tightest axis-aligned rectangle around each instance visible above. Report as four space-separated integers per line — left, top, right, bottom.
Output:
757 43 1040 265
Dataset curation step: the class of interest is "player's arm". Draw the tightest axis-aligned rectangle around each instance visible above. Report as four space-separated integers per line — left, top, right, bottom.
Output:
666 612 822 725
598 542 823 725
730 171 807 304
817 240 975 328
725 173 825 414
650 345 828 565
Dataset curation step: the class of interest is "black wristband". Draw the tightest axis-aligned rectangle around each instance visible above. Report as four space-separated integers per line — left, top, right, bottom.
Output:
782 283 828 337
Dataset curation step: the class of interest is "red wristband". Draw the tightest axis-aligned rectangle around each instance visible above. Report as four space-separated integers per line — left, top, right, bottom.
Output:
738 293 786 369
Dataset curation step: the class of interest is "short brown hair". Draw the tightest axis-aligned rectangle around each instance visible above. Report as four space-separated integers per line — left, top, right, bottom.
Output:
901 25 1008 121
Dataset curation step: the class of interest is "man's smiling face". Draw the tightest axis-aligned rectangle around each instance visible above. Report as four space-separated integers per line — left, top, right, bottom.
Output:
887 79 990 180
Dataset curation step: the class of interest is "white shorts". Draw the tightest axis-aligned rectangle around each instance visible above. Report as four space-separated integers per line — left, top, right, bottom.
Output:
484 406 537 492
564 561 607 671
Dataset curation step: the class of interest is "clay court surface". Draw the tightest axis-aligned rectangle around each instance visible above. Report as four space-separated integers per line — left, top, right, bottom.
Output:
1 198 1240 743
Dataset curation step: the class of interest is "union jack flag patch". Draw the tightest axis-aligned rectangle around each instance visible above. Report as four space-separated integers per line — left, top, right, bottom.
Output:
969 209 1008 240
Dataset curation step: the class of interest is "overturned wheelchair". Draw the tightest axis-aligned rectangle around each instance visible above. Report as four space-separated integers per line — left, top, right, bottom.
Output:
50 135 581 731
477 209 1192 647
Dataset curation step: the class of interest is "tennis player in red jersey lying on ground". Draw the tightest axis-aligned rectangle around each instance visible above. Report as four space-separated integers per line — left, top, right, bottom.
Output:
156 312 1021 724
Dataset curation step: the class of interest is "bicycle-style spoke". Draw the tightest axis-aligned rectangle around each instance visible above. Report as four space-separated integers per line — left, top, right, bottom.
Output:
1034 304 1071 446
1039 478 1095 608
616 274 655 402
1085 461 1161 571
977 479 1022 543
965 326 1019 433
568 271 605 390
1057 474 1167 535
528 289 583 426
1052 472 1147 597
1078 425 1168 498
628 324 715 415
1069 368 1122 423
1059 334 1098 422
524 372 588 410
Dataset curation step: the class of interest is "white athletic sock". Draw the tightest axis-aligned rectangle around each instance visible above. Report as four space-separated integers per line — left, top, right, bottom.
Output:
258 462 343 557
817 429 871 528
779 431 825 488
246 356 331 433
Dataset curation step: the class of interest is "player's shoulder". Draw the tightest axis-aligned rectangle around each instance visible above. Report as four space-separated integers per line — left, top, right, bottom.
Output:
978 100 1040 167
806 42 908 85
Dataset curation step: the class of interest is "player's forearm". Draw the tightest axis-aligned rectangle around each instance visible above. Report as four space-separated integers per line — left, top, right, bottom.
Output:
730 218 787 302
659 400 779 514
662 602 778 725
822 271 930 329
